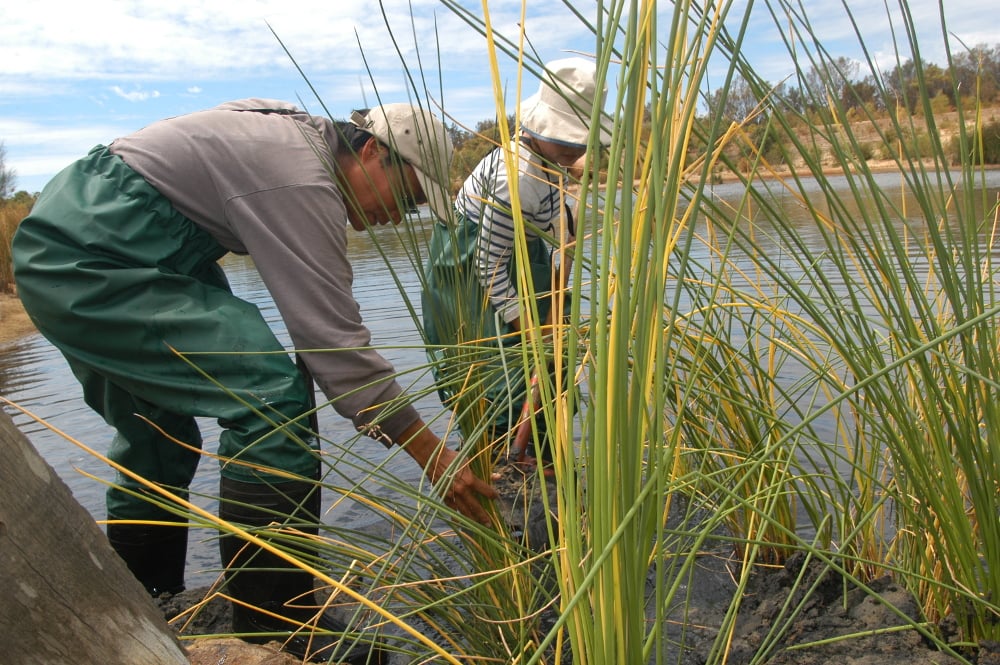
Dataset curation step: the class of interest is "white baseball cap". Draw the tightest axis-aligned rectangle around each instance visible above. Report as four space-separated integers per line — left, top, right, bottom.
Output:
351 103 454 221
522 57 610 148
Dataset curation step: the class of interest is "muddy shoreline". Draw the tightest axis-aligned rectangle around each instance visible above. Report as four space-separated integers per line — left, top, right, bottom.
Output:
160 541 997 664
158 470 998 664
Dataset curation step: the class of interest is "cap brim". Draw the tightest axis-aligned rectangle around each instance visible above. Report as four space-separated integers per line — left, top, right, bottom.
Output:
412 167 452 222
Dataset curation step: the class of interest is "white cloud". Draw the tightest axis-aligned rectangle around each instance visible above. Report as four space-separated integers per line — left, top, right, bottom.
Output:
0 117 134 193
110 86 162 102
0 118 121 149
703 0 997 87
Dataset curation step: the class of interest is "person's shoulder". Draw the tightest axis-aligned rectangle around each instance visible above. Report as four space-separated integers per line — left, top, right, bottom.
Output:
514 141 544 170
515 145 549 183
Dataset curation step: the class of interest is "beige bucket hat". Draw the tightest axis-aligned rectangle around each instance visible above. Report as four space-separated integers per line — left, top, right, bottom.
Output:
352 103 454 220
521 57 609 147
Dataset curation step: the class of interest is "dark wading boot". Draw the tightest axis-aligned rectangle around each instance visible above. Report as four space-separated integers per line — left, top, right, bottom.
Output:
106 522 188 597
219 477 385 664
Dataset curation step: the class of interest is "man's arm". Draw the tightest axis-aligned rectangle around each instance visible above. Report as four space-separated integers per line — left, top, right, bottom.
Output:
395 419 497 525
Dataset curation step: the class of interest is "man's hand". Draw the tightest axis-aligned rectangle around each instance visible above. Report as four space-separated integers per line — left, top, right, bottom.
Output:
396 420 497 525
424 446 497 524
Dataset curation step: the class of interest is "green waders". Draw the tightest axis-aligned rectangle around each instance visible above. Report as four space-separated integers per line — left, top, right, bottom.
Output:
11 147 381 662
420 213 554 448
12 145 319 507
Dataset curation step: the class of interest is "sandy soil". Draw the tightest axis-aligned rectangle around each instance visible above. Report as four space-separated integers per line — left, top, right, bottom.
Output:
0 293 35 345
161 553 996 665
157 467 999 664
710 157 954 184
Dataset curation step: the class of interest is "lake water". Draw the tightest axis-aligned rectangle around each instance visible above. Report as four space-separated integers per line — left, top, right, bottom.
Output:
3 170 999 587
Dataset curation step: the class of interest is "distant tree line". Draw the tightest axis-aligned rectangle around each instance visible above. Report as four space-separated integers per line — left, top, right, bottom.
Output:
706 43 1000 124
441 44 1000 189
0 141 17 201
696 43 1000 169
0 142 36 208
444 115 515 192
1 142 32 293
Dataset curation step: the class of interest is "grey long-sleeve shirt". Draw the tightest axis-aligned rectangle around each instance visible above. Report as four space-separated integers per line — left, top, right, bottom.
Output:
109 98 417 444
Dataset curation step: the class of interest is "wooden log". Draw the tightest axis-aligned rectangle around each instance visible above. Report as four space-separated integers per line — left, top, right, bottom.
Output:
0 409 189 664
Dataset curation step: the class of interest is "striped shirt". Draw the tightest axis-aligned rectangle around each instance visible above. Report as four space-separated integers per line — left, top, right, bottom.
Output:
455 139 571 323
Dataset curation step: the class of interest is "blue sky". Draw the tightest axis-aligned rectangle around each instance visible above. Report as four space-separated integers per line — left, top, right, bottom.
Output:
1 0 995 195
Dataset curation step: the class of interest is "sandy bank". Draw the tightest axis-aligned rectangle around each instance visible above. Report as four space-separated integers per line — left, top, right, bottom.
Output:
0 293 36 345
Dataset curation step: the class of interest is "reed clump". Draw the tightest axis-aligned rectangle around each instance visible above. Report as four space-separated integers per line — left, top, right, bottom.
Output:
0 201 29 294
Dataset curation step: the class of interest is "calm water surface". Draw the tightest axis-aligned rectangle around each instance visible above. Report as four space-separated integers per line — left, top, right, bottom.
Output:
3 171 999 586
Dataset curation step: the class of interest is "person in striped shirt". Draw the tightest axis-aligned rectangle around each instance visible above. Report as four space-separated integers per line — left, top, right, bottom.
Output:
422 57 607 470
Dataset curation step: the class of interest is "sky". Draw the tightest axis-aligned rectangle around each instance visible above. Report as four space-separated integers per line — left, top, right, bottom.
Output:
1 0 996 195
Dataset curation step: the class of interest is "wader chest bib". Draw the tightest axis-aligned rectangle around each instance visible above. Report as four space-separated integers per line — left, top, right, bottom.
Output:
12 145 316 520
421 213 553 436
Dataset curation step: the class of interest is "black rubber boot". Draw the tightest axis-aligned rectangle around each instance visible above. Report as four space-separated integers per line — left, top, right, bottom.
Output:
106 522 188 597
219 477 384 664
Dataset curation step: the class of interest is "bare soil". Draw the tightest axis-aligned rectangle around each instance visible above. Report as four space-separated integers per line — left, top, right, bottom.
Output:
157 467 1000 664
161 557 998 665
0 292 35 345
